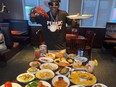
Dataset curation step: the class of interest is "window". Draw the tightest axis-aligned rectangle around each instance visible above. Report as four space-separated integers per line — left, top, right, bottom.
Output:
111 8 116 22
81 0 114 28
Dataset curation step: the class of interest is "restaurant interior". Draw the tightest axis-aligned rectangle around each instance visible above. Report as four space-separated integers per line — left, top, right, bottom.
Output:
0 0 116 87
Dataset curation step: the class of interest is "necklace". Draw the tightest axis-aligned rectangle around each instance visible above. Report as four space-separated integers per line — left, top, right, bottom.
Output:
50 11 58 22
49 11 59 32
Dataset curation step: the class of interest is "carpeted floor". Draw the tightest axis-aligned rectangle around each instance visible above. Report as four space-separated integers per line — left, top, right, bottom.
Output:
0 46 116 87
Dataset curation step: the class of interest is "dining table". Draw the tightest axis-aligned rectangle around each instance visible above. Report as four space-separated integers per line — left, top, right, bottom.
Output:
7 50 99 87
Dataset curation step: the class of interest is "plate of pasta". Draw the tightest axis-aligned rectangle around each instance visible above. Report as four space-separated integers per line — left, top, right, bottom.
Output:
16 73 35 83
35 69 55 80
40 63 58 71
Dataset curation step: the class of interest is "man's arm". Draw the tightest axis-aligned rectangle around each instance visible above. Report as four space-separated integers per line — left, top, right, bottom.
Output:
65 12 72 26
29 6 49 24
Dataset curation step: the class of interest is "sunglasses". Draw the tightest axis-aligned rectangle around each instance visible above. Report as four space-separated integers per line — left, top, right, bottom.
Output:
48 2 59 7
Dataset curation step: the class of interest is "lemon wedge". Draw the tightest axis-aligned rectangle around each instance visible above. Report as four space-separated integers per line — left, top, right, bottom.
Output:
94 59 98 66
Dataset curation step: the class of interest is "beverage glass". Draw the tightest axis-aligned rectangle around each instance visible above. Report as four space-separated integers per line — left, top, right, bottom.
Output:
39 44 47 56
35 49 40 59
86 61 95 73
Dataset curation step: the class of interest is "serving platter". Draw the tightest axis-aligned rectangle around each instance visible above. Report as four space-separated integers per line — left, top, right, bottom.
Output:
16 73 35 83
40 62 58 71
1 82 22 87
67 14 93 19
69 71 97 86
39 57 53 63
36 69 55 80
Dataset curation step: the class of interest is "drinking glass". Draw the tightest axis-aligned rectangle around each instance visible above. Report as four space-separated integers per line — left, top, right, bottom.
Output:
34 49 40 59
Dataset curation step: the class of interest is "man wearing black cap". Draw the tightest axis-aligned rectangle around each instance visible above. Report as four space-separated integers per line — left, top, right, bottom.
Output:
30 0 72 51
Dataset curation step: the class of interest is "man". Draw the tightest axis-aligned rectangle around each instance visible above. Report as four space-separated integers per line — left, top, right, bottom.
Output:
30 0 72 51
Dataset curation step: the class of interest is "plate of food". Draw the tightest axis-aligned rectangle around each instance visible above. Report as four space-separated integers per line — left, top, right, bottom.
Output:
40 63 58 71
1 82 21 87
16 73 35 83
27 67 39 74
29 61 40 67
25 80 51 87
52 75 70 87
75 57 88 63
56 67 71 76
92 83 107 87
39 57 53 63
67 54 76 59
53 52 64 58
69 71 97 86
70 85 85 87
36 69 55 80
66 58 74 64
46 53 55 59
72 61 88 71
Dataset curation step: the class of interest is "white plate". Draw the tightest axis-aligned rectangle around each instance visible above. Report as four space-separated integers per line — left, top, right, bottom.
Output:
1 82 22 87
40 63 58 71
25 80 51 87
92 83 107 87
29 61 40 67
16 73 35 83
70 85 85 87
36 69 55 80
52 75 70 87
75 57 88 62
27 69 39 74
67 14 93 19
56 67 71 76
39 57 53 63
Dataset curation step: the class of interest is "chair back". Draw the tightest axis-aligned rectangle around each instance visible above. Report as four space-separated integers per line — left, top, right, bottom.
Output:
71 38 87 54
85 30 96 48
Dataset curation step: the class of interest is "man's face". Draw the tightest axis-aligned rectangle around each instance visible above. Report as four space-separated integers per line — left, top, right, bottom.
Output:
49 2 59 15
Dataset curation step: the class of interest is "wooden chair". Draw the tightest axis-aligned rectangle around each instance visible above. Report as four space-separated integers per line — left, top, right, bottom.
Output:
71 38 87 54
84 30 96 59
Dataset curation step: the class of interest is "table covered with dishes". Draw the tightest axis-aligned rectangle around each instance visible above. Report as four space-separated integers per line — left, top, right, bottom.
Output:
1 49 107 87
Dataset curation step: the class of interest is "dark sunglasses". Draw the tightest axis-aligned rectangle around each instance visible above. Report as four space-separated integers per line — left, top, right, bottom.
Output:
48 2 59 7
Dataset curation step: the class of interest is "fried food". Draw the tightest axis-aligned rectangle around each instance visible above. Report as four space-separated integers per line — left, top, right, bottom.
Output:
54 52 63 58
76 13 80 16
38 82 48 87
46 53 55 59
54 77 68 87
59 67 69 75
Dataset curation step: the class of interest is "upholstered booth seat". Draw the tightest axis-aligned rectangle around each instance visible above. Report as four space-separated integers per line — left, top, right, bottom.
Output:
0 23 22 62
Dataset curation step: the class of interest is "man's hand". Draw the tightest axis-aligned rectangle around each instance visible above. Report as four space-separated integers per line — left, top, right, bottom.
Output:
35 6 49 18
